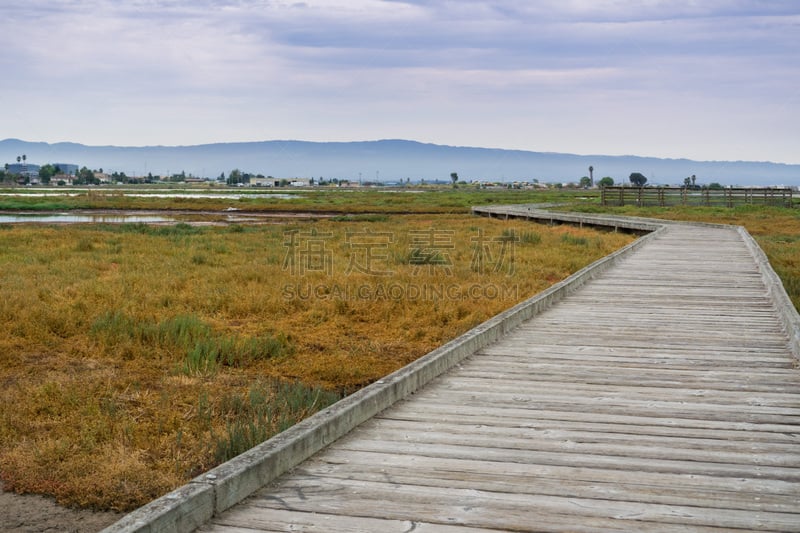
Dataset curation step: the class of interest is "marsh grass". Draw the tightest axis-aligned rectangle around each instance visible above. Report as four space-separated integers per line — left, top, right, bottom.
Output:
0 215 633 510
3 199 794 512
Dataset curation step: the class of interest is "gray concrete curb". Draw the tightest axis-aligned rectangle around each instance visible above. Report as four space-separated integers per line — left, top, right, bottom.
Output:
737 226 800 361
102 212 666 533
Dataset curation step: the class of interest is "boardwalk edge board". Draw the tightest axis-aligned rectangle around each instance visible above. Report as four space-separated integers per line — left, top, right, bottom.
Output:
101 209 664 533
736 225 800 360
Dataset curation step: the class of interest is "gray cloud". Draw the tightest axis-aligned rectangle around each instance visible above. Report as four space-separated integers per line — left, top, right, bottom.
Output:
0 0 798 164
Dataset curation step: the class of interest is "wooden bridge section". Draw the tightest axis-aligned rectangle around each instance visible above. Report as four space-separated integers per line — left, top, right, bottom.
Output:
191 221 800 531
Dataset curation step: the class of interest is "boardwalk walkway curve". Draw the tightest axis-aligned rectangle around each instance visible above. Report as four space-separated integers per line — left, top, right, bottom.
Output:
104 206 800 532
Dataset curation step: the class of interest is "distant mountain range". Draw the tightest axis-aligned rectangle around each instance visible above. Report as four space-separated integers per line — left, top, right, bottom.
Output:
1 138 798 187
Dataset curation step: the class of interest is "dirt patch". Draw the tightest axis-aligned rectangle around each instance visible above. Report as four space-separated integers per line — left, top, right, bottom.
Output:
0 483 121 532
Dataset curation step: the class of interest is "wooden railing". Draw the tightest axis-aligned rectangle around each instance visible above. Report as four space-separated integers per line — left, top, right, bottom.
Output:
600 186 794 208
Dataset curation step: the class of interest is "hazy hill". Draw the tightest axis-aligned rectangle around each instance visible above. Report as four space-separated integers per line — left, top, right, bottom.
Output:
1 138 797 187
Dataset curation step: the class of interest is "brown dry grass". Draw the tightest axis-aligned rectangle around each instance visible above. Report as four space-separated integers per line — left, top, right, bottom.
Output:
0 216 634 511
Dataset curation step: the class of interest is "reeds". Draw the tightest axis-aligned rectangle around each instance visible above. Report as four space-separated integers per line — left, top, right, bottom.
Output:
212 379 339 463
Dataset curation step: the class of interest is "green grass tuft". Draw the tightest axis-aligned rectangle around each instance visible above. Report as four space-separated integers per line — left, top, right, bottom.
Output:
212 379 340 463
561 234 588 246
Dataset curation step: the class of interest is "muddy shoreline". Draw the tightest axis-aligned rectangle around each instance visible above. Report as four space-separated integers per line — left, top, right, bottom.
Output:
0 208 453 226
0 482 121 532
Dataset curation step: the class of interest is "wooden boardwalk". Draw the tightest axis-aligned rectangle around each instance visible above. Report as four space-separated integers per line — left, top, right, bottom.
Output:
198 223 800 532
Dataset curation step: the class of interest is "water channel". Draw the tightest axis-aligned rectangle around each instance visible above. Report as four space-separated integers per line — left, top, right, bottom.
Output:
0 213 177 224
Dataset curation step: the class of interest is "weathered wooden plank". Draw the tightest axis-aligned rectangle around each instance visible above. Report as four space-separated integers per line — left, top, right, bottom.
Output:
302 448 800 501
384 401 800 439
481 347 790 362
242 476 800 531
480 340 790 354
524 320 786 333
288 458 800 513
479 342 791 356
336 426 800 469
451 364 800 392
200 506 501 533
362 418 800 458
209 500 734 533
428 376 800 407
333 438 800 482
478 344 792 359
458 358 800 379
382 403 800 443
406 389 800 424
524 317 783 329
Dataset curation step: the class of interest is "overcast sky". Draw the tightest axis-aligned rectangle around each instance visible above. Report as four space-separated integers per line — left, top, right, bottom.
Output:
1 1 798 163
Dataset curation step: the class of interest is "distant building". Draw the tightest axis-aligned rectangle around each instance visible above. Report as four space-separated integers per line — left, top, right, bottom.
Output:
6 163 41 178
251 177 278 187
4 162 78 180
